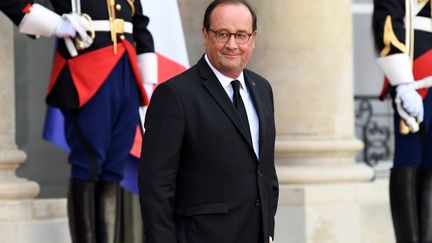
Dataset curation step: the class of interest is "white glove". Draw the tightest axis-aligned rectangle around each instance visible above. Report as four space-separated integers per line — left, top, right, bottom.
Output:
138 53 158 87
60 13 94 57
139 106 147 132
19 4 92 42
59 13 93 44
144 83 156 98
55 14 84 38
137 53 158 130
55 16 76 37
138 82 156 131
396 83 424 121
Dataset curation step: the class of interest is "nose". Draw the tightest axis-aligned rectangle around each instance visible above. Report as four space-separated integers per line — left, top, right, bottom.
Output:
225 35 238 48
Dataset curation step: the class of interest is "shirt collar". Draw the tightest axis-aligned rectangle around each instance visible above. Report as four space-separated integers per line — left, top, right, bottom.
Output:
204 54 246 92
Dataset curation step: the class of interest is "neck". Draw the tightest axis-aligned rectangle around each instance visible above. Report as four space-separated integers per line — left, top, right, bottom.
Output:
218 68 242 80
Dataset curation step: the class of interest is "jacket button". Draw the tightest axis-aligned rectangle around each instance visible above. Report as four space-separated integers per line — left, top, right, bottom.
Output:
116 4 122 11
255 199 261 207
257 170 262 177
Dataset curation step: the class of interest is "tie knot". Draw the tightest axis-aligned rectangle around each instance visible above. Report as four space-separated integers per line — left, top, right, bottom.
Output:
231 80 241 93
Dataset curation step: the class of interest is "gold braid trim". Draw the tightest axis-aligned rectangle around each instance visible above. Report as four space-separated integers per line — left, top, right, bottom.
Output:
380 15 407 57
107 0 118 54
127 0 135 16
419 0 429 4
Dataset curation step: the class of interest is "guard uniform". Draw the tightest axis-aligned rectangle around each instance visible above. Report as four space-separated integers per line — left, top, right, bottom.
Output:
48 0 152 181
46 1 155 242
0 0 29 25
373 1 432 241
374 0 432 168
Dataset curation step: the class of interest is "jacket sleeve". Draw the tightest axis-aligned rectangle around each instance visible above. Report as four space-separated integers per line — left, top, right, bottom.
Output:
268 81 279 239
373 0 416 86
1 0 31 26
138 82 185 243
132 0 155 54
372 0 406 56
269 159 279 239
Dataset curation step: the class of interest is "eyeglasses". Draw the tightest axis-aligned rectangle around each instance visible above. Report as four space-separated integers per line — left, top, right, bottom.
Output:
208 29 253 44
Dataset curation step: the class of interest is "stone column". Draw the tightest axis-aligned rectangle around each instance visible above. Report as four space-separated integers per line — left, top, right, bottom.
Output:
251 0 373 184
249 1 393 242
0 14 70 243
0 13 39 199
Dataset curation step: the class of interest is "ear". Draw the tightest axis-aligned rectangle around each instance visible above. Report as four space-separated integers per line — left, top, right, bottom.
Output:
202 26 209 39
202 27 209 49
252 31 257 48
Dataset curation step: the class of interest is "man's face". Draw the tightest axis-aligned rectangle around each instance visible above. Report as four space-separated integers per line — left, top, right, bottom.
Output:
202 3 257 79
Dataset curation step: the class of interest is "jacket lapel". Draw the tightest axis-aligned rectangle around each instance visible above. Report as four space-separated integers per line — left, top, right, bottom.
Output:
244 71 266 161
198 57 254 148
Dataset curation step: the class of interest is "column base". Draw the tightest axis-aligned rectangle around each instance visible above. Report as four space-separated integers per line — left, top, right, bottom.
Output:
275 137 374 183
0 148 40 199
277 163 375 184
276 137 364 166
275 181 394 243
0 199 70 243
0 179 40 199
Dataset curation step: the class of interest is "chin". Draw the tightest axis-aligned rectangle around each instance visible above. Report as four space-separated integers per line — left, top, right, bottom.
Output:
221 65 240 73
221 59 241 68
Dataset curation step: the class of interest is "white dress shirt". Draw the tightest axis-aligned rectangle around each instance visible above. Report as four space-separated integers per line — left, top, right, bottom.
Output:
205 54 260 158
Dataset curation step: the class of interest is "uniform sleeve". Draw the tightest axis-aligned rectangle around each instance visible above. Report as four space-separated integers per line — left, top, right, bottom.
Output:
373 0 415 86
1 0 31 26
372 0 406 56
132 0 155 54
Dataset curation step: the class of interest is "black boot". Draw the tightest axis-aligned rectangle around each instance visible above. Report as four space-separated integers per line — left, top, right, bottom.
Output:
67 178 97 243
390 168 420 243
420 170 432 243
95 181 121 243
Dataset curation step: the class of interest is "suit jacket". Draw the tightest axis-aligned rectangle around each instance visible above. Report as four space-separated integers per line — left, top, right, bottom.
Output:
1 0 30 26
139 56 279 243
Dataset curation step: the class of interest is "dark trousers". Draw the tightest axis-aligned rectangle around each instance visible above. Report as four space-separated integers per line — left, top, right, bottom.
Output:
63 54 140 182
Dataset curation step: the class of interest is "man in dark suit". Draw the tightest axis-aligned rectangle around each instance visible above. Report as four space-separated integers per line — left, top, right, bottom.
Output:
138 0 278 242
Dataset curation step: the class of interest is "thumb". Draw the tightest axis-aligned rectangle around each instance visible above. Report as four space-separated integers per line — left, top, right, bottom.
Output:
55 17 76 37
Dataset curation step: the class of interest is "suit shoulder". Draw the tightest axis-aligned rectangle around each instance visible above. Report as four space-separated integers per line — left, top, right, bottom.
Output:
245 69 272 89
162 64 200 87
245 68 268 81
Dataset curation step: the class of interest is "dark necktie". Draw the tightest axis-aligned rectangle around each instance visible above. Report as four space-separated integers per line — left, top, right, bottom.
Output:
231 80 251 141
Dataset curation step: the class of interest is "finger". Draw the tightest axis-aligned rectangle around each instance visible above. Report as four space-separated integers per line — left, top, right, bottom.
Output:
66 14 91 41
418 109 424 123
403 104 416 117
410 105 419 117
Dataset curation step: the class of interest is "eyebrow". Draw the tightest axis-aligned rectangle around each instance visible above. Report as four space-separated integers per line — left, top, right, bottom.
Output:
211 27 252 33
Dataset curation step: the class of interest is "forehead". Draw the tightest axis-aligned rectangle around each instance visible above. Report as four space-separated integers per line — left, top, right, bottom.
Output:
209 3 253 32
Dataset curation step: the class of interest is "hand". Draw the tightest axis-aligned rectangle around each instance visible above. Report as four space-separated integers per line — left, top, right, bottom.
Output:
57 13 94 56
269 236 273 243
138 53 158 94
144 83 156 98
55 14 87 38
396 83 424 121
139 106 147 132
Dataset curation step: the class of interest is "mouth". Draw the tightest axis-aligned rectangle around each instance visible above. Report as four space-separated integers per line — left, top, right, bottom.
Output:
221 53 241 59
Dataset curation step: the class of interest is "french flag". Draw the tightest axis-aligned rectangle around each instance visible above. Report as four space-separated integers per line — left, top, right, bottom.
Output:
43 0 189 193
122 0 189 193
